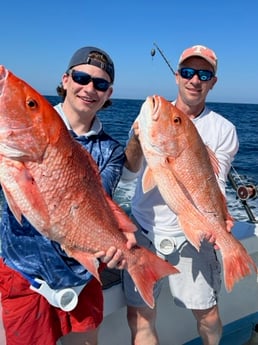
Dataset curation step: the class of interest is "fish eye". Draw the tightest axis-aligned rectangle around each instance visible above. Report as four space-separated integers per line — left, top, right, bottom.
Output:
174 117 181 124
26 98 38 109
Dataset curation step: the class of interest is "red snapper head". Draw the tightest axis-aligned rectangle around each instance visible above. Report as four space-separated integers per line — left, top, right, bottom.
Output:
137 95 191 157
0 65 62 162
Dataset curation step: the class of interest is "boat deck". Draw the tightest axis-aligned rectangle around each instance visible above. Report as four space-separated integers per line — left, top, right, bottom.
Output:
98 221 258 345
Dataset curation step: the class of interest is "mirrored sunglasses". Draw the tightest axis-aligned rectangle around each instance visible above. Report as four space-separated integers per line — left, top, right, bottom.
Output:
179 68 214 81
68 70 111 92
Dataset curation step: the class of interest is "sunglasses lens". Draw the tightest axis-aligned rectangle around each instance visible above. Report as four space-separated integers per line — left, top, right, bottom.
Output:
198 70 213 81
71 70 91 85
179 68 213 81
70 71 110 91
93 78 110 92
180 68 195 79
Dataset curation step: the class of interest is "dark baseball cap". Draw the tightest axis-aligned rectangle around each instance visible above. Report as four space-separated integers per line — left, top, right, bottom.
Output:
67 46 115 83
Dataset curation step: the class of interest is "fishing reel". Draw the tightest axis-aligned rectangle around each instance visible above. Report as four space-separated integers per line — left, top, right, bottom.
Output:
228 171 258 202
237 184 258 201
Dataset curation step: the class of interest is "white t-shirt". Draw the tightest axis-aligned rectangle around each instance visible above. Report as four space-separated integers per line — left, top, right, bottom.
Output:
123 105 239 238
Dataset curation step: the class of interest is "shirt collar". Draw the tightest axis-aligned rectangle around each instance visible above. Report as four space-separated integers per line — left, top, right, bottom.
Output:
54 103 103 137
171 100 207 122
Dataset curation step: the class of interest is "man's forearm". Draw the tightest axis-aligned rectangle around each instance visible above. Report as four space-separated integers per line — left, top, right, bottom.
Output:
124 134 143 172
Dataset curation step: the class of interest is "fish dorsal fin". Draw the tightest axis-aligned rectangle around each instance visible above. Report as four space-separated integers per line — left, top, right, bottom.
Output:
206 145 220 177
142 166 156 193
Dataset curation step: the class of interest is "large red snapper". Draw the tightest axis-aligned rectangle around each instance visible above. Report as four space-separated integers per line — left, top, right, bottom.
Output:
0 67 178 308
135 95 257 292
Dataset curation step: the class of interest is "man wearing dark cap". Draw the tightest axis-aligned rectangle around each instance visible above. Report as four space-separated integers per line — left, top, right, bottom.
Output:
123 45 239 345
0 46 135 345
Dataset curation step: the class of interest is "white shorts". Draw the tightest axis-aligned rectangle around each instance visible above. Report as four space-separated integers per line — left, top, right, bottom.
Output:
122 228 221 310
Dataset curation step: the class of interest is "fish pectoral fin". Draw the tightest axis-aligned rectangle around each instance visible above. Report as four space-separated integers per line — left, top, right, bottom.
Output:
105 195 137 232
0 162 50 226
142 166 156 193
66 248 101 283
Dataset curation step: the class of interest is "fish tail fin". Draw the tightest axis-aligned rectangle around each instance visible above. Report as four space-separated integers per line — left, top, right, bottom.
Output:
128 247 179 308
222 241 257 292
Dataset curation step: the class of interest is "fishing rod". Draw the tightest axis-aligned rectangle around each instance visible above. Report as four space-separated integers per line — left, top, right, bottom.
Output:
151 43 258 223
228 169 258 223
151 42 176 76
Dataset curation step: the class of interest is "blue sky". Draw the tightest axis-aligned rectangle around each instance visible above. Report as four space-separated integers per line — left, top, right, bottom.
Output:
1 0 257 104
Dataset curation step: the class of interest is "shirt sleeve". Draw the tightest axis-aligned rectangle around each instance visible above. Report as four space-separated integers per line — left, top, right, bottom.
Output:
195 109 240 195
99 143 125 197
215 125 239 194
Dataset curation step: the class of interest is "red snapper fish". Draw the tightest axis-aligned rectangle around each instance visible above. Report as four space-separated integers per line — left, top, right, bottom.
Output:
135 95 257 292
0 66 179 308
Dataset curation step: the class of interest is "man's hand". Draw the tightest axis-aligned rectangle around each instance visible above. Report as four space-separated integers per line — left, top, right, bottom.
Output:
95 232 137 269
124 125 143 173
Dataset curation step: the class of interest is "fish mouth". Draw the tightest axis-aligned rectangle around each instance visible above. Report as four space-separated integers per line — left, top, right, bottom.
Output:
0 65 8 96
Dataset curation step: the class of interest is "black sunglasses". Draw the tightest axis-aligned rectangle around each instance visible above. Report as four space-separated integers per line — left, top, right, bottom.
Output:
68 70 111 92
179 68 214 81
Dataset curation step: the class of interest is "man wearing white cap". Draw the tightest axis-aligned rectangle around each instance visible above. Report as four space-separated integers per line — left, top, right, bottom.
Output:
123 45 239 345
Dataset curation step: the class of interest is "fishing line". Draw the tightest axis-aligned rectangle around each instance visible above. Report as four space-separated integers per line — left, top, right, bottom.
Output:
150 43 257 221
230 165 246 185
151 42 176 76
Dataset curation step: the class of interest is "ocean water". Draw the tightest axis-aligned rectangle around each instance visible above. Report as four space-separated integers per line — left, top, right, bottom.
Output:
47 96 258 178
45 97 258 222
